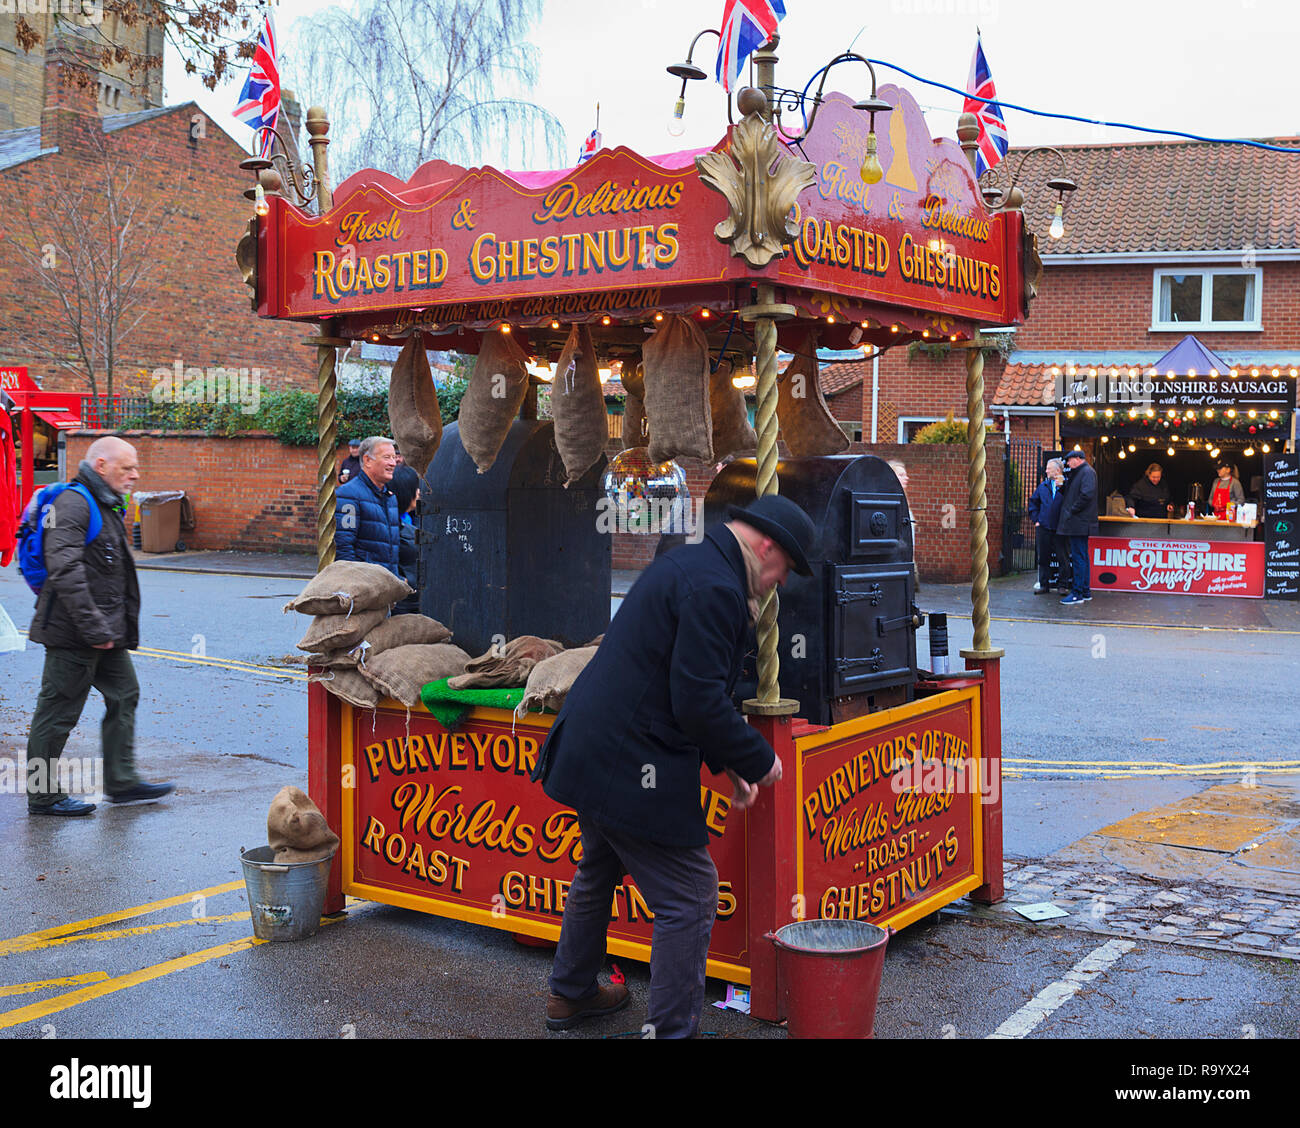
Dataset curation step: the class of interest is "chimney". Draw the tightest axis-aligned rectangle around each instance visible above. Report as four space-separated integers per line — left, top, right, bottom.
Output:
39 34 102 155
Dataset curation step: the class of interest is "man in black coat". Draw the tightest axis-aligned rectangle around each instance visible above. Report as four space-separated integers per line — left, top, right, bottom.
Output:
27 437 174 815
533 494 817 1037
1057 448 1099 605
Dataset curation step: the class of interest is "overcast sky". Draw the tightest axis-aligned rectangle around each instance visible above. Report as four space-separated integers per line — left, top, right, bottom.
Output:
176 0 1300 168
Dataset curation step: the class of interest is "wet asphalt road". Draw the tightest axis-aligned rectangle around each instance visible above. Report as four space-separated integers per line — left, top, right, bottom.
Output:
0 562 1297 1048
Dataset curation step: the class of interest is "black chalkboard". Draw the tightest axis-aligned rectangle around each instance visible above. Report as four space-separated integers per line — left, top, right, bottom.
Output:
1264 453 1299 600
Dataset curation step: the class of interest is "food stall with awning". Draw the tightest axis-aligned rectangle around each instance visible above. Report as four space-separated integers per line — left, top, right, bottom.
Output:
1 367 82 511
1053 334 1295 598
239 41 1043 1022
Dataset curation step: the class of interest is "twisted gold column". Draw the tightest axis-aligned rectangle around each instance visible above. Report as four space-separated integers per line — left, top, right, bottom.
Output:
742 286 799 716
962 342 1001 658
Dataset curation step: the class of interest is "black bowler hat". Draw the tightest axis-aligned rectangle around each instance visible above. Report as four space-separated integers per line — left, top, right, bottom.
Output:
726 494 818 576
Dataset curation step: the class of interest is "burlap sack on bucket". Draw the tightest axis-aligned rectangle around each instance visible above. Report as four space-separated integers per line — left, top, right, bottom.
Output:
710 357 758 459
282 560 412 617
359 643 473 708
516 646 598 716
458 330 532 474
307 614 453 669
297 606 389 653
778 330 850 457
551 324 608 486
388 334 443 476
267 785 340 864
448 635 564 690
308 667 380 709
643 314 713 464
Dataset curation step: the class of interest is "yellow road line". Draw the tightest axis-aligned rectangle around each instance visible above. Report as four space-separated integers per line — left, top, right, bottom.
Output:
0 880 244 957
1006 757 1300 769
940 611 1300 636
1006 765 1299 777
0 973 110 998
0 935 267 1031
6 913 252 954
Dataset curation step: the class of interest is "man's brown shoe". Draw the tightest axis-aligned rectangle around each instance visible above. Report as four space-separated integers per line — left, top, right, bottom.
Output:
546 983 630 1031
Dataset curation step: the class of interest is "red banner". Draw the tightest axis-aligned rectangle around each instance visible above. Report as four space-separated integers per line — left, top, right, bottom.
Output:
1090 536 1266 598
795 689 984 929
344 706 752 978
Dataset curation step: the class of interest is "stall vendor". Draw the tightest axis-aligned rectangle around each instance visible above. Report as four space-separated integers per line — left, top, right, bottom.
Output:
1124 462 1173 519
1208 462 1246 518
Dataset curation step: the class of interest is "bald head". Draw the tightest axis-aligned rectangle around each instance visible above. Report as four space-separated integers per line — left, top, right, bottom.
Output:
85 436 139 494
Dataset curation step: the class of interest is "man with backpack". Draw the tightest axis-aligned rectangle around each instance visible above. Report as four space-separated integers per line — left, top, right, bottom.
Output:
22 436 173 816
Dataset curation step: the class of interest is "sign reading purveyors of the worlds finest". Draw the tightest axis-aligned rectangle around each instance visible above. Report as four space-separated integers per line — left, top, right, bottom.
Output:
343 707 753 978
263 87 1024 330
795 689 985 928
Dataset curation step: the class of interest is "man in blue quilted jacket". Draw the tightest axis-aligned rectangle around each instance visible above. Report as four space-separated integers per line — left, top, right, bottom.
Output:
334 436 400 575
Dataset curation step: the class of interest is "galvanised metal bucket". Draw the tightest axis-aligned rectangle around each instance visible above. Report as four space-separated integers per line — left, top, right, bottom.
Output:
240 845 337 942
766 919 891 1039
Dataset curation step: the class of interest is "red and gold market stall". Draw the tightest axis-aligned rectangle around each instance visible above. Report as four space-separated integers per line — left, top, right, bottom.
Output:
241 45 1036 1022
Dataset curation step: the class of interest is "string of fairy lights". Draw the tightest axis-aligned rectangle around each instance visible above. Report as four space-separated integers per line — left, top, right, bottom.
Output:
1056 362 1293 463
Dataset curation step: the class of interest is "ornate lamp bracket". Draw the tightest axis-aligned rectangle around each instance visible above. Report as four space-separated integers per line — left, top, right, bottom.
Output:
695 96 815 269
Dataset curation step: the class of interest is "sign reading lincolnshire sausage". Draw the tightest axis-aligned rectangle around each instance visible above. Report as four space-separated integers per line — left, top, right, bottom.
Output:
342 706 753 981
1090 537 1265 598
795 688 985 930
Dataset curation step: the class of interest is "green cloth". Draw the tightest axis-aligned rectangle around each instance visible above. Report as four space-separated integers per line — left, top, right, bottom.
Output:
419 677 526 730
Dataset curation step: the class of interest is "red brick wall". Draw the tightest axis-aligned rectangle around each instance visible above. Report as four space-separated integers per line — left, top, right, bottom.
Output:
66 431 329 553
0 52 310 399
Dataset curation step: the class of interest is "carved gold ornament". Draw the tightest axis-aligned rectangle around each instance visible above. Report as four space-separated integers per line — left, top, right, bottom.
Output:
696 111 816 269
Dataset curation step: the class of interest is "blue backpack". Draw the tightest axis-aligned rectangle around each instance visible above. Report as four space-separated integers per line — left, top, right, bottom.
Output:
16 481 103 596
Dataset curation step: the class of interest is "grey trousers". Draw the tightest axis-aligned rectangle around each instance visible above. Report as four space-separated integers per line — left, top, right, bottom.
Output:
27 646 140 808
549 816 718 1039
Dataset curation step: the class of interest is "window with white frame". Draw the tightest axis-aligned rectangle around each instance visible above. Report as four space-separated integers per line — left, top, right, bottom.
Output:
1152 268 1261 331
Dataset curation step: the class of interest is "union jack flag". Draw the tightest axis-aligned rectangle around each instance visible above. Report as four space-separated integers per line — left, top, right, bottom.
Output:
233 14 281 159
962 37 1007 178
715 0 786 94
578 129 601 164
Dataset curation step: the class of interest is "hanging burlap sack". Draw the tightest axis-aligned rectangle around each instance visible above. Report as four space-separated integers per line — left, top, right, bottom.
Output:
297 606 389 653
448 635 564 690
308 667 380 709
516 646 597 715
550 324 608 486
458 330 531 474
283 561 412 617
778 330 850 456
388 334 443 476
359 643 473 708
267 785 340 864
643 315 713 464
621 361 648 448
710 357 758 459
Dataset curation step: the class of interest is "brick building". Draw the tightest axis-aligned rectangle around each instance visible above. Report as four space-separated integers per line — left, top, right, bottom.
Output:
0 35 311 405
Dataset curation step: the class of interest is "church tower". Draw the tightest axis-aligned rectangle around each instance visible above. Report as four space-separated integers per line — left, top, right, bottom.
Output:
0 6 164 131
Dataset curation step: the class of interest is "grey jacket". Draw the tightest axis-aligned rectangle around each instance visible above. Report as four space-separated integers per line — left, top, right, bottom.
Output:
29 462 140 650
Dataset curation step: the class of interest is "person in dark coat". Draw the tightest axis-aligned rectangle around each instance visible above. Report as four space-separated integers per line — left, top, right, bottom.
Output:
1057 448 1099 604
338 439 362 484
27 437 174 815
389 464 421 614
1027 457 1066 594
532 494 817 1038
334 436 401 576
1125 462 1172 519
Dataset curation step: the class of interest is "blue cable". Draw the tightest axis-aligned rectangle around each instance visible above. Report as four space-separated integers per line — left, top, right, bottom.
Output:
789 54 1300 154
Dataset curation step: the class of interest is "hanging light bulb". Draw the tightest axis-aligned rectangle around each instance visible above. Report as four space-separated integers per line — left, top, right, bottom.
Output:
667 94 687 137
254 181 269 217
1263 443 1272 453
1117 450 1127 459
1244 447 1255 457
1048 201 1065 240
1100 435 1109 444
1128 444 1136 452
860 132 884 185
1167 447 1175 456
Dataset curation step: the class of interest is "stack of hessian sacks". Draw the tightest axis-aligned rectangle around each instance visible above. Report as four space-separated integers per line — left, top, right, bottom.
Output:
285 561 470 708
